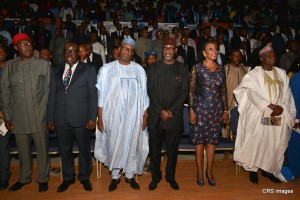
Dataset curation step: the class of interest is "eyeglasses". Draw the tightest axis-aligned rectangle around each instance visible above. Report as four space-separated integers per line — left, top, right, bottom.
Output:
121 46 134 53
64 49 79 54
163 46 176 51
18 41 32 47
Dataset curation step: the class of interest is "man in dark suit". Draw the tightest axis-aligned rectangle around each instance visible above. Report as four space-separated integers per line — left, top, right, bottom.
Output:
98 25 113 61
47 42 98 193
177 35 196 72
85 42 103 73
111 23 123 41
147 38 189 191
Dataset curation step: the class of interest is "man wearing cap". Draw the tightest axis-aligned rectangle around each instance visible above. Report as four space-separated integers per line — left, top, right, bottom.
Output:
0 33 51 192
147 37 189 190
95 37 149 192
144 51 158 68
233 43 296 184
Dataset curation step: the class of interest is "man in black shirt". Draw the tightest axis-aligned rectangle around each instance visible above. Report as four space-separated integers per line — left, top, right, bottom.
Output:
147 38 189 191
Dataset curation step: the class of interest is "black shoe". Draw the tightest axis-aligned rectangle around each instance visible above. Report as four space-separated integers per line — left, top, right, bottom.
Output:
108 179 120 192
249 172 258 184
9 181 29 192
262 171 282 183
39 182 48 192
0 179 9 190
80 179 92 191
57 179 75 193
197 179 205 186
166 180 179 190
205 171 216 186
148 180 158 191
125 178 140 190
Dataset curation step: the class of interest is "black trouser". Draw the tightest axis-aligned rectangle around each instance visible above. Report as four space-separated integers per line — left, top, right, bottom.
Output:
148 129 181 182
56 126 92 182
0 132 11 181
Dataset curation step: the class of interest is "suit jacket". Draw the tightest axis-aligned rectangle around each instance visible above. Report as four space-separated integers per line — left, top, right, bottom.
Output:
98 33 113 56
90 52 103 73
131 32 141 40
62 29 73 42
47 61 98 127
111 30 124 41
177 45 196 71
1 57 51 134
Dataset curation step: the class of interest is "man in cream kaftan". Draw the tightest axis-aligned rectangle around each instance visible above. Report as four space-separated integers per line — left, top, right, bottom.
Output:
233 66 296 182
95 38 149 191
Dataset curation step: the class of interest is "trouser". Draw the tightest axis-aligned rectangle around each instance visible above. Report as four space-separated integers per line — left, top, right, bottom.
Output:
111 169 134 179
0 132 11 180
56 126 92 182
148 129 181 182
15 130 50 183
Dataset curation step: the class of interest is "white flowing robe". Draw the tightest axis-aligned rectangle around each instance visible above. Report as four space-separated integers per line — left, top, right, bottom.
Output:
233 66 296 181
94 60 149 175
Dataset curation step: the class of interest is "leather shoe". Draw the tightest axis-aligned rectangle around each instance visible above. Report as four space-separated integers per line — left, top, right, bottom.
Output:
148 180 158 190
0 179 9 190
9 181 29 192
125 178 140 190
81 179 92 191
57 179 75 193
249 172 258 184
39 182 48 192
197 179 205 186
262 171 282 183
108 179 120 192
166 180 179 190
205 171 216 186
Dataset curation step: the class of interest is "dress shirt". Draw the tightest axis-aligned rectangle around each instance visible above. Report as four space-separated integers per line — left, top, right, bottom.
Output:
63 61 78 82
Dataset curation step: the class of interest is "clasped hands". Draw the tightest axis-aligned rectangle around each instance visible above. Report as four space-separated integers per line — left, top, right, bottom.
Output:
160 110 173 122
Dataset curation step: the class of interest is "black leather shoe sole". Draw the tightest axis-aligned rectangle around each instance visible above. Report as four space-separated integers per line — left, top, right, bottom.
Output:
125 178 140 190
57 179 75 193
249 172 258 184
9 181 29 192
81 180 92 191
0 180 9 190
262 171 282 183
108 179 120 192
166 180 179 190
39 182 48 192
148 180 158 191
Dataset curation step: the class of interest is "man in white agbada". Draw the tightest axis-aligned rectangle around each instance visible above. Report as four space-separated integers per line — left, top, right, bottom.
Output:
95 37 149 192
233 43 296 184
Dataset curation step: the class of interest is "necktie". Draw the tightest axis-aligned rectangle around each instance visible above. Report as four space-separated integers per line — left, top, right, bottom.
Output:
242 50 247 62
184 46 187 59
63 64 73 92
87 56 91 63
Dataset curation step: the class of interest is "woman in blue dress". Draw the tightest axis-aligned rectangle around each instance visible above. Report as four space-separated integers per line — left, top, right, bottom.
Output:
189 41 228 186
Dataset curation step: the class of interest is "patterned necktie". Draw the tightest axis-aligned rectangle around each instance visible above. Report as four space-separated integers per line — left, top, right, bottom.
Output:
63 64 73 92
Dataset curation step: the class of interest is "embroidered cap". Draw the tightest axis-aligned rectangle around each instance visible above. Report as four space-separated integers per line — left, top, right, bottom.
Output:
259 42 273 56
